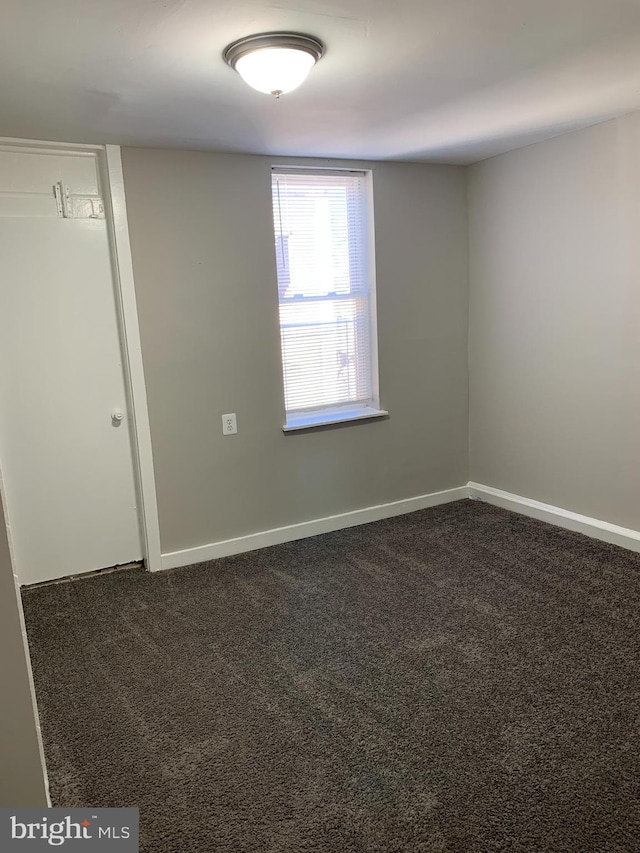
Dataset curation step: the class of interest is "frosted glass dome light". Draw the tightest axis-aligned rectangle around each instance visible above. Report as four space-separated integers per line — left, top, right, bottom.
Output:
224 33 324 98
235 48 316 96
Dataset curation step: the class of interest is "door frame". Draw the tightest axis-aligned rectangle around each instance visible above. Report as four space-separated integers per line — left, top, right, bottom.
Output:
0 137 162 573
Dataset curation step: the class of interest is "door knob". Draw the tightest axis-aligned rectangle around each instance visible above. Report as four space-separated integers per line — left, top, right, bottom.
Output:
111 409 125 422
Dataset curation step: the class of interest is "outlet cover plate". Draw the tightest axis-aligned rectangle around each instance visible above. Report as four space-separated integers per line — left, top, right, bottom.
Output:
222 413 237 435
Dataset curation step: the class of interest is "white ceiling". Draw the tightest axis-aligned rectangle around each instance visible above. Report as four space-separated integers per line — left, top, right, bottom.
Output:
3 0 640 164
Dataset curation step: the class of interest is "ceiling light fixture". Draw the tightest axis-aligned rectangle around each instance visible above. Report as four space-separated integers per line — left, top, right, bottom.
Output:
224 32 324 99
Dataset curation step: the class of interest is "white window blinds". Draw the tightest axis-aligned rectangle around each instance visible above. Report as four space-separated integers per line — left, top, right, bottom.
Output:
271 169 378 426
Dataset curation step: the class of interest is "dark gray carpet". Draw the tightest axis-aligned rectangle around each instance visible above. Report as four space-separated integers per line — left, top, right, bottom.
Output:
21 500 640 852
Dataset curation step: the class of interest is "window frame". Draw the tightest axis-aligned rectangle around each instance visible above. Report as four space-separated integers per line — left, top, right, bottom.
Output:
271 166 387 432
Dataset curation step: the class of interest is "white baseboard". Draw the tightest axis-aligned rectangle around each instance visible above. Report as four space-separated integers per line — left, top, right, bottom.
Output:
161 482 640 572
468 482 640 553
160 485 469 570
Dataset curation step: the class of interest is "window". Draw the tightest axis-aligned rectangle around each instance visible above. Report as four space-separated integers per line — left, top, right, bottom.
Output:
271 168 386 430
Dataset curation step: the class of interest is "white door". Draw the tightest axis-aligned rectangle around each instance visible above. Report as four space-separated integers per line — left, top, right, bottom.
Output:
0 148 142 585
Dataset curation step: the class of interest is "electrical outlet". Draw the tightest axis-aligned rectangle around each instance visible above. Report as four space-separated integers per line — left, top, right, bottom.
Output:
222 413 237 435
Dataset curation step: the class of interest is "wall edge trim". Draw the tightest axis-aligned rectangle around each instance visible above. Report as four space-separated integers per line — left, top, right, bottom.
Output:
160 485 470 570
103 145 163 572
468 482 640 552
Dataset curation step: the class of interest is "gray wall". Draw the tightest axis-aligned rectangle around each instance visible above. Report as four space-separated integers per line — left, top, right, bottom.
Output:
0 488 48 805
121 150 469 554
468 112 640 529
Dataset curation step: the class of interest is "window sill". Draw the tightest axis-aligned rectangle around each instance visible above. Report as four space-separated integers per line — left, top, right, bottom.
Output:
282 407 389 433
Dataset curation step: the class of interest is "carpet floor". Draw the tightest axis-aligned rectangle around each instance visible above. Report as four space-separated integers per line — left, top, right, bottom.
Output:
21 500 640 852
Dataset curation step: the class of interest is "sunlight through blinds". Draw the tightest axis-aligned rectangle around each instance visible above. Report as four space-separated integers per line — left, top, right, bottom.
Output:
271 170 374 421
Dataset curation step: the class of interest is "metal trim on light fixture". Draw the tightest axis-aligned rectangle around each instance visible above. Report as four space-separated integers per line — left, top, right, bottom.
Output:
223 32 325 69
